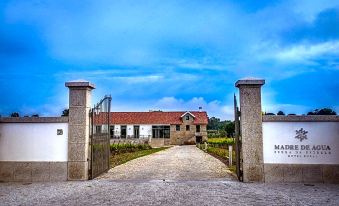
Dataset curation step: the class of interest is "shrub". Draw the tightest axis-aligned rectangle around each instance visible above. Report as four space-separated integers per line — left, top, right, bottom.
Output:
110 143 152 154
207 138 235 147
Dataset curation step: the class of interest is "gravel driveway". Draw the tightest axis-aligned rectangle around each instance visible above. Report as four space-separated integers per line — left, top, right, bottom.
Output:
1 146 338 205
98 145 235 180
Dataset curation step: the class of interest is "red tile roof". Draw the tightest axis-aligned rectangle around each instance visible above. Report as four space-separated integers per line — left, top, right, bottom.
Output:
94 111 208 125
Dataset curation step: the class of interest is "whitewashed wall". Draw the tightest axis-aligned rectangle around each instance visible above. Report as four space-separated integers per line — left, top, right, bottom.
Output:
0 123 68 161
127 125 134 136
113 124 152 138
114 125 121 136
140 125 152 137
263 122 339 164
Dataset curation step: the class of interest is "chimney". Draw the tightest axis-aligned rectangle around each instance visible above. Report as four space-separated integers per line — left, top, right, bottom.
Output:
199 107 202 112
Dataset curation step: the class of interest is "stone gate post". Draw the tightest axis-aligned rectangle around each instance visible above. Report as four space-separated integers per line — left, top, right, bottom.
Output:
66 81 95 180
235 78 265 182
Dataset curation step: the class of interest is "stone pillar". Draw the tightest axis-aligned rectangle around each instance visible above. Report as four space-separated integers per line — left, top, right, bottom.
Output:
235 78 265 182
66 81 95 180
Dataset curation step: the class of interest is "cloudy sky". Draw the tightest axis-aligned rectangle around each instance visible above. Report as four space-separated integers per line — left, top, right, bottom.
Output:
0 0 338 119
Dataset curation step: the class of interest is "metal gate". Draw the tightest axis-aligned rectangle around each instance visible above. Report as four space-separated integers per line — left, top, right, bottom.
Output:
234 94 243 181
89 95 112 179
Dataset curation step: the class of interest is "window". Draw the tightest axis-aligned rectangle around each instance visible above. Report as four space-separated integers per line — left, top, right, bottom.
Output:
152 125 170 138
176 125 180 131
196 125 200 132
186 125 190 131
95 125 101 134
110 125 115 139
121 125 127 138
185 115 189 120
134 125 140 138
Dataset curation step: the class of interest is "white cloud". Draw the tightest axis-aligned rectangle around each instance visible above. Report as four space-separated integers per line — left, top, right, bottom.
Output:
274 41 339 62
153 96 233 120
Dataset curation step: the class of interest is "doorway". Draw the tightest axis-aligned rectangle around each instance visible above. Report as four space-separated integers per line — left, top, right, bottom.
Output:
134 126 140 138
121 125 127 138
196 136 202 143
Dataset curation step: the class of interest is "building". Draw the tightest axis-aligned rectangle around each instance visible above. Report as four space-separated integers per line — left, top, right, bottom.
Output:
95 111 208 146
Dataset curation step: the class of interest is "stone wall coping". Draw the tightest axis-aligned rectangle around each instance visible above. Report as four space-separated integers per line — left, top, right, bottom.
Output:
0 117 69 123
65 81 95 89
263 115 339 122
235 78 265 87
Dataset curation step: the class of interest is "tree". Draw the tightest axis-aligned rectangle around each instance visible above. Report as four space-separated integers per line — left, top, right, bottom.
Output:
277 111 285 115
265 112 275 115
10 112 19 117
61 109 69 117
207 117 221 130
225 121 235 137
307 108 336 115
32 114 39 117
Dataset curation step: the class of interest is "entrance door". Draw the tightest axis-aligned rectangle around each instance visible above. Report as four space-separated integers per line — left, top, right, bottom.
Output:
196 136 202 143
134 126 139 138
110 125 114 139
121 126 127 138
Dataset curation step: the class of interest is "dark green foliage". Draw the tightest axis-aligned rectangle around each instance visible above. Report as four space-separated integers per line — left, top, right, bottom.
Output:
32 114 39 117
207 117 235 138
277 111 285 115
265 112 275 115
225 121 235 137
207 117 222 130
207 138 235 147
110 143 152 154
10 112 19 117
307 108 336 115
61 109 69 117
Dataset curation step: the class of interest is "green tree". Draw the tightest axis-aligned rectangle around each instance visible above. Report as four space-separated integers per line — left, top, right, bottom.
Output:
207 117 221 130
277 111 285 115
224 121 235 137
307 108 336 115
10 112 19 117
61 109 69 117
265 112 275 115
32 114 39 117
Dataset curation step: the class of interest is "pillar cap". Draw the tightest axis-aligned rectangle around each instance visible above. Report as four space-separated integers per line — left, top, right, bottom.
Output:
65 81 95 89
235 78 265 88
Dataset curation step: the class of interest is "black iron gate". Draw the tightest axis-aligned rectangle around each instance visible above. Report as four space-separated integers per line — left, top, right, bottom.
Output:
234 94 243 181
89 95 112 179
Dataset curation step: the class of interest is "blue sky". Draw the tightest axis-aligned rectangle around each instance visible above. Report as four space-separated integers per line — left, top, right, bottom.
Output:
0 0 338 120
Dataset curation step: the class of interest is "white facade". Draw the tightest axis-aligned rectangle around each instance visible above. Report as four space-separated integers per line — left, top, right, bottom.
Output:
113 124 152 138
263 122 339 164
0 123 68 161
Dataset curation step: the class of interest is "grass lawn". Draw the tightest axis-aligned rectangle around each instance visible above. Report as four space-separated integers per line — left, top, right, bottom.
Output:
110 147 168 168
198 145 237 173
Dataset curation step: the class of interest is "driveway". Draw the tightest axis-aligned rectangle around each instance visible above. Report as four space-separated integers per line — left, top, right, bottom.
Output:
98 145 235 180
1 146 339 205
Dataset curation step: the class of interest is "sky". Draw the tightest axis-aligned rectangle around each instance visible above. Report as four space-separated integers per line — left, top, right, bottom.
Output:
0 0 338 120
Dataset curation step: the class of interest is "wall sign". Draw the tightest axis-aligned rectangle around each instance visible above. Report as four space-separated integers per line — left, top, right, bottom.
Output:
57 129 63 135
263 122 339 164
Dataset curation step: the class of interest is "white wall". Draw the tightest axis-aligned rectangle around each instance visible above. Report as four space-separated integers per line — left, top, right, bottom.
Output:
127 125 134 136
263 122 339 164
140 125 152 138
112 124 152 138
0 123 68 161
114 125 121 136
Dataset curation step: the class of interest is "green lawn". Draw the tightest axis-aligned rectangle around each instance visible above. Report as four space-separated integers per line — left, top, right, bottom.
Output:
110 147 168 168
198 145 237 173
